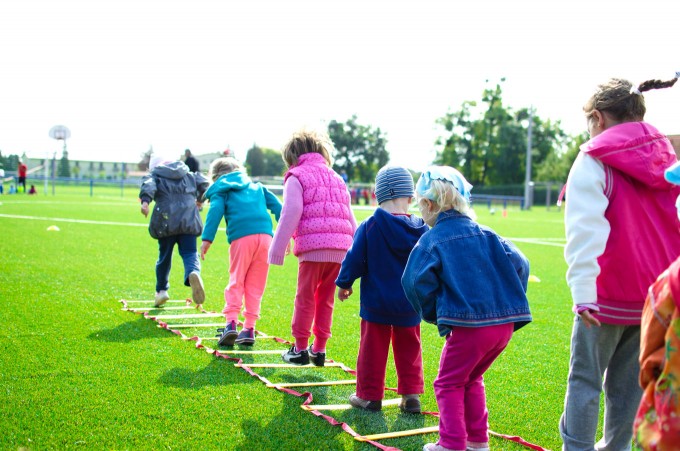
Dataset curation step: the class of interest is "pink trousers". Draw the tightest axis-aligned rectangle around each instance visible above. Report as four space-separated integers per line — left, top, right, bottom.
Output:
356 319 424 401
223 234 272 329
435 323 513 450
291 261 340 352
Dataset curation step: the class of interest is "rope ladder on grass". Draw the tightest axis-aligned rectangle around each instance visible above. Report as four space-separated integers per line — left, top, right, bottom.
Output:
119 298 548 451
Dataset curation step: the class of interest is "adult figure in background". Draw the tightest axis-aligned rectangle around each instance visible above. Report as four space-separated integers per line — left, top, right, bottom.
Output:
184 149 199 173
560 74 680 451
18 160 27 193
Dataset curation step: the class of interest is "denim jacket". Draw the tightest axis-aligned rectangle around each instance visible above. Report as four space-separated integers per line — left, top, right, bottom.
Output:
402 209 531 336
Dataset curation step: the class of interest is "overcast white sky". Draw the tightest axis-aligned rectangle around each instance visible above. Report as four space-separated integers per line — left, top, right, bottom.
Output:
1 0 678 171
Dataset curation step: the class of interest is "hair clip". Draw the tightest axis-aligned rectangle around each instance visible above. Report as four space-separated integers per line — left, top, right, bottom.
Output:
675 71 680 79
630 86 642 95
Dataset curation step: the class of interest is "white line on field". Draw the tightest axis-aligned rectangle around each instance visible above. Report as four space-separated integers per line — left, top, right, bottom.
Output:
1 213 565 247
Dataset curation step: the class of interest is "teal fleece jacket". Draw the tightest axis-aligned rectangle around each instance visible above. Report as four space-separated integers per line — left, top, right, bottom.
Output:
201 171 282 244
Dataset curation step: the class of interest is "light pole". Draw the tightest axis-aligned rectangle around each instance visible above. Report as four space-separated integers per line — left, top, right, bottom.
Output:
48 125 71 196
523 107 533 210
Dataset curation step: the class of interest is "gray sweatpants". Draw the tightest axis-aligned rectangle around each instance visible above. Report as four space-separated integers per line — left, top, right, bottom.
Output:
559 317 642 451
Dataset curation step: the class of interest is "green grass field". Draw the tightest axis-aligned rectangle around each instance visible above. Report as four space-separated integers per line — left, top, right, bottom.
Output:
0 188 575 450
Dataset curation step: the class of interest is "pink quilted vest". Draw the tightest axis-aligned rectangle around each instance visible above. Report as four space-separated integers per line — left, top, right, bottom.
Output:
284 153 354 256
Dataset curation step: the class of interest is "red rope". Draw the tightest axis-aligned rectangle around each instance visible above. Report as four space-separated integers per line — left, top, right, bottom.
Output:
120 299 549 451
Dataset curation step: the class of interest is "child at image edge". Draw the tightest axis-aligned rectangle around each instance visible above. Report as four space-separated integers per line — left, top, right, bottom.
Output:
336 165 428 414
560 74 680 451
200 157 282 346
402 166 532 451
268 129 357 366
633 159 680 449
139 154 209 307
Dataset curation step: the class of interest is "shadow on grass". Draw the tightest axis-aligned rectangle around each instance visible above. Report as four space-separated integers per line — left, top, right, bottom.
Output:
87 317 171 343
157 359 251 389
234 394 347 451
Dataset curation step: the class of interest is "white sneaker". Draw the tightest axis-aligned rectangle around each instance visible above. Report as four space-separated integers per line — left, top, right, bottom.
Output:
188 272 205 304
154 290 169 307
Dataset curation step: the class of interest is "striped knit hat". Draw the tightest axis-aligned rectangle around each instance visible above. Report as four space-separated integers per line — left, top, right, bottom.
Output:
374 165 414 205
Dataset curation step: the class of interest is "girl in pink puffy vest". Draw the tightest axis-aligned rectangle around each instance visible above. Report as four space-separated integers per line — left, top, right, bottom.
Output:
268 129 357 366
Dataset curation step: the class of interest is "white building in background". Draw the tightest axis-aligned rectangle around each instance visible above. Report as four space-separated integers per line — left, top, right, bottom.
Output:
22 149 236 181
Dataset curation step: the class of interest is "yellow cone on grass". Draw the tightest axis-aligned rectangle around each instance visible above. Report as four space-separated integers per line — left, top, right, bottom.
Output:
47 225 60 231
528 275 541 283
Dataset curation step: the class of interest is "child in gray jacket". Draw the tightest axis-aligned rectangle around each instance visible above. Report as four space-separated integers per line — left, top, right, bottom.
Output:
139 154 209 307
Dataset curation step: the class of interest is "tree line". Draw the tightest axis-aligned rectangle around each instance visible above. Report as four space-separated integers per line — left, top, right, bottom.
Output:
2 80 585 187
245 80 585 186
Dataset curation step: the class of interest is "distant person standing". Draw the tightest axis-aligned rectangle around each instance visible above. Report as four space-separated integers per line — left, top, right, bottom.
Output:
0 167 4 194
18 160 27 193
184 149 199 173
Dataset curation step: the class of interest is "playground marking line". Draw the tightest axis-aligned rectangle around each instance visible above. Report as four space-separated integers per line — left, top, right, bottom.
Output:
235 362 344 368
303 398 402 411
355 426 441 442
266 379 357 388
119 299 549 451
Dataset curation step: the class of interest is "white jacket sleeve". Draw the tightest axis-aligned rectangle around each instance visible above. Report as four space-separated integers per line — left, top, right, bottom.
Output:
564 152 610 306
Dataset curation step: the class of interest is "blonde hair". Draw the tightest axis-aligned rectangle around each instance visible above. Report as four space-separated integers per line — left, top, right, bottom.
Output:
584 75 678 122
417 178 476 221
281 129 334 168
208 157 244 181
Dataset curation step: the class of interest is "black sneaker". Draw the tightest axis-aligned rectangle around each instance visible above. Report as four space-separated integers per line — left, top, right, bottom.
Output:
349 393 382 411
235 328 255 346
218 321 238 346
308 344 325 367
399 395 421 414
282 345 309 365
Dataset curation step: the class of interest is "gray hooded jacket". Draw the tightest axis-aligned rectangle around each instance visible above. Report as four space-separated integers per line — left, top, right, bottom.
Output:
139 161 209 239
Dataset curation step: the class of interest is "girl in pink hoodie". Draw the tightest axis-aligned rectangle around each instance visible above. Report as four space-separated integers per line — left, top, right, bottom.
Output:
560 73 680 451
269 129 357 366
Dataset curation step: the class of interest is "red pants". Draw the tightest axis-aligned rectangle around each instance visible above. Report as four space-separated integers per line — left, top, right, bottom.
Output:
291 261 340 351
356 319 424 400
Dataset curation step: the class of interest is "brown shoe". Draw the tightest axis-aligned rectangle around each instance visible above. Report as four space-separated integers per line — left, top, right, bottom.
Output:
349 393 382 411
400 395 421 414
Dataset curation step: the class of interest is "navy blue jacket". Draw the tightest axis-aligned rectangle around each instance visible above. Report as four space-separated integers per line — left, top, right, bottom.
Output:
336 208 429 327
402 209 531 336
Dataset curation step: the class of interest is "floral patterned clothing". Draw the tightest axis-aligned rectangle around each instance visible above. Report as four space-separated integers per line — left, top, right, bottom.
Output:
634 256 680 450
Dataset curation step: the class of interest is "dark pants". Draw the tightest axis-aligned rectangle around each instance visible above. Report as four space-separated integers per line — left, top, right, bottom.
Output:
155 234 200 293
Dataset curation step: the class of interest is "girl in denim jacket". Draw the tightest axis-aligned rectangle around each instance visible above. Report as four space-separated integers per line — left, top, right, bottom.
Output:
402 166 531 451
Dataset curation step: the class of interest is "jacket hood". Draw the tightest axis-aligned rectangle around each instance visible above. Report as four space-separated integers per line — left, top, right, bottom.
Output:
152 161 190 180
582 122 676 189
373 207 428 256
205 171 252 198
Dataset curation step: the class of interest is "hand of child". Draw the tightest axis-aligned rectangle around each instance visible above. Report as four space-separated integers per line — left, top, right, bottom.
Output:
141 202 149 217
579 310 601 328
200 240 211 260
337 287 352 301
285 239 293 256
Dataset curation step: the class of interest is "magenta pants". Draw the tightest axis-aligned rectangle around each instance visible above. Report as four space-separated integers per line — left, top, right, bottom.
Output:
356 319 424 401
434 323 514 450
222 234 272 329
291 261 340 351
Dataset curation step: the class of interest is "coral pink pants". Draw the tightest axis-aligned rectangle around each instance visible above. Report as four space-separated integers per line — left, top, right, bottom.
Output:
223 234 272 329
435 323 513 451
291 261 340 352
356 319 424 401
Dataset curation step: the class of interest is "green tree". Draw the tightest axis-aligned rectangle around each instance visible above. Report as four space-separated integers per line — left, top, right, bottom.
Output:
58 150 71 177
245 145 285 176
245 145 265 176
261 147 286 176
436 80 571 186
535 132 587 182
328 115 389 183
